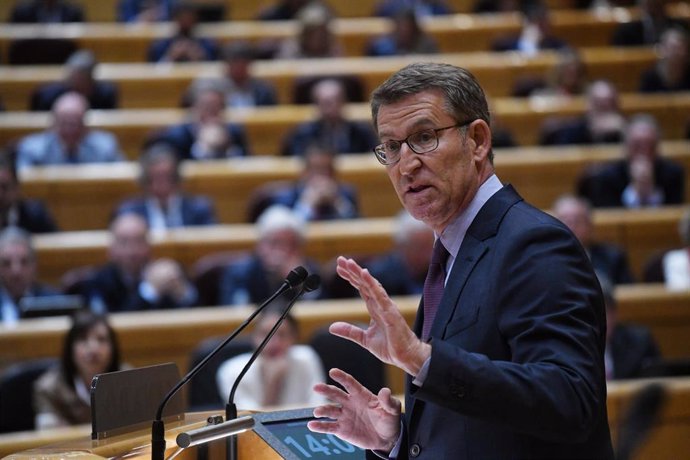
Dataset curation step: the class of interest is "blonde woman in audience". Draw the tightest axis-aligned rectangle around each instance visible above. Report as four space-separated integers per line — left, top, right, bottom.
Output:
33 310 123 429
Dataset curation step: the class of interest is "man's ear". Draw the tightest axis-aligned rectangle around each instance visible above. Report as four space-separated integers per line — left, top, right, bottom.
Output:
468 119 492 162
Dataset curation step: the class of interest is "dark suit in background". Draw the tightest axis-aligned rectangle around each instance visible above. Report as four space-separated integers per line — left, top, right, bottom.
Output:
608 324 661 380
30 81 119 111
1 200 58 233
281 120 378 157
158 122 249 159
9 0 84 23
113 195 217 227
589 243 635 285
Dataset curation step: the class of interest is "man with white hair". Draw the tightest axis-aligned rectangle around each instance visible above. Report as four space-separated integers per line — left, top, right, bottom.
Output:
16 91 124 169
218 205 322 305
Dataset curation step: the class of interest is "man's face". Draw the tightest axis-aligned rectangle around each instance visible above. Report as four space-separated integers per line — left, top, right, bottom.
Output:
554 200 592 246
376 90 482 233
109 216 150 277
626 122 658 161
146 159 178 203
0 241 35 298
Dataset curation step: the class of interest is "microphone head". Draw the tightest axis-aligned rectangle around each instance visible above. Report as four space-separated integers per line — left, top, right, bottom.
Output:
303 274 321 293
286 266 308 288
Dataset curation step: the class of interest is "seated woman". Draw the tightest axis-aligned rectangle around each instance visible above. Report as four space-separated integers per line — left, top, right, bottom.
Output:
33 310 123 429
216 306 326 410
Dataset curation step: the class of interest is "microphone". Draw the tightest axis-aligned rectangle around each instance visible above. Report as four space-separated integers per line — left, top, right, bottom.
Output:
151 266 308 460
225 274 321 460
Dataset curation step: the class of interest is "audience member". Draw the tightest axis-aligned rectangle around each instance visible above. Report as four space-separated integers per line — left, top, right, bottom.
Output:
660 207 690 290
33 311 122 429
530 47 588 99
256 0 312 21
373 0 452 17
539 79 626 146
473 0 520 13
639 26 690 93
16 92 124 170
219 42 278 108
270 145 359 221
611 0 688 47
0 153 58 233
366 7 439 56
117 0 176 22
30 50 119 111
578 114 686 208
600 275 661 380
552 195 634 284
78 213 196 312
216 306 327 410
218 205 322 306
491 1 569 55
157 80 250 159
274 3 343 59
8 0 83 23
281 78 378 156
113 144 217 231
367 210 434 296
147 2 219 62
0 227 58 326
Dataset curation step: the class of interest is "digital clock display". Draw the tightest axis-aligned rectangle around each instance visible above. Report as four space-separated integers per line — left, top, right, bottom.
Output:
253 408 365 460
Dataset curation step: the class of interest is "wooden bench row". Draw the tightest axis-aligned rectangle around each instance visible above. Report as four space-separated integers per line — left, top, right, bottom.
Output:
0 285 688 393
2 92 690 156
0 47 659 110
17 141 690 231
29 205 688 288
2 5 675 63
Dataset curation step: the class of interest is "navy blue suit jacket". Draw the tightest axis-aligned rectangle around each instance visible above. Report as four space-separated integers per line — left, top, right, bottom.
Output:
394 185 613 459
159 122 250 159
281 120 378 157
114 194 217 227
2 200 59 233
30 81 119 111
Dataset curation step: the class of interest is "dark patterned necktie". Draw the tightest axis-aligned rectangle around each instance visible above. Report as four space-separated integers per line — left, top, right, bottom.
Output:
422 239 449 341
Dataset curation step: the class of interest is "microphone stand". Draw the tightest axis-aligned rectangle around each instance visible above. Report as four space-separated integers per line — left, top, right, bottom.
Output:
150 267 308 460
225 274 320 460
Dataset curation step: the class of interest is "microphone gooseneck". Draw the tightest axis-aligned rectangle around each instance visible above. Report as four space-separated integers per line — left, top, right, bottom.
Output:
150 266 308 460
225 273 321 460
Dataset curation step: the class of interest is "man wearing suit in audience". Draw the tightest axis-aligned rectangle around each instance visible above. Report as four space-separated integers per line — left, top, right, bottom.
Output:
491 2 569 55
611 0 688 47
367 210 434 296
219 41 278 108
0 227 58 325
113 144 217 231
552 194 635 284
9 0 83 23
308 63 613 458
79 212 197 312
16 92 124 170
218 205 321 306
30 50 119 111
600 276 661 380
578 114 686 208
281 79 378 157
0 153 58 233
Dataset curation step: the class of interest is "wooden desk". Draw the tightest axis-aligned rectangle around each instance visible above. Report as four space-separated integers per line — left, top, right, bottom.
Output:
16 141 690 232
0 47 658 110
3 6 686 63
2 92 690 156
24 205 688 287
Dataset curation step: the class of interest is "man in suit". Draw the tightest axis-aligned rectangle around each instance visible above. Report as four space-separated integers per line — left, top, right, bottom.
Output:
308 63 613 458
578 113 685 208
611 0 688 47
281 78 378 157
0 226 58 325
219 41 278 108
552 194 634 284
9 0 83 23
30 50 119 111
113 144 217 231
0 152 57 233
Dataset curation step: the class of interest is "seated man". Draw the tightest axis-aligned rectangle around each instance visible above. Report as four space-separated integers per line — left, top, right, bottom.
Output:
30 50 119 111
639 26 690 93
79 213 196 312
281 78 377 156
491 1 569 55
552 194 634 284
269 145 359 221
0 226 58 325
578 114 686 208
219 41 278 108
147 2 219 62
113 144 217 231
218 205 321 306
8 0 83 23
600 275 661 380
367 210 435 296
365 7 439 57
0 152 58 233
16 92 124 170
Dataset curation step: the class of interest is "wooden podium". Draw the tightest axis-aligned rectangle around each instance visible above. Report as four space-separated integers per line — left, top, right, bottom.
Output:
4 411 282 460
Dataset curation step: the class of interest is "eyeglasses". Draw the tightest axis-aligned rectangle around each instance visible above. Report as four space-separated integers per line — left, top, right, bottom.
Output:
373 119 474 165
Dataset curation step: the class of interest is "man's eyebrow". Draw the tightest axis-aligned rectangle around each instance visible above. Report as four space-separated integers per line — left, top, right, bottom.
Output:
378 118 436 140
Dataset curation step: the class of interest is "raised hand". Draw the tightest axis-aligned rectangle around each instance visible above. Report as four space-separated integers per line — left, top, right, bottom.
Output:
308 368 401 452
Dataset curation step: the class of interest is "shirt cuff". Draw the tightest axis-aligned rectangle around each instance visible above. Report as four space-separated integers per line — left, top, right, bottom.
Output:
412 356 431 387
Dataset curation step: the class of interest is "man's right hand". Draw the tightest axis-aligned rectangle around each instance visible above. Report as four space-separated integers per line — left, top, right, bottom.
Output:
307 368 401 452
